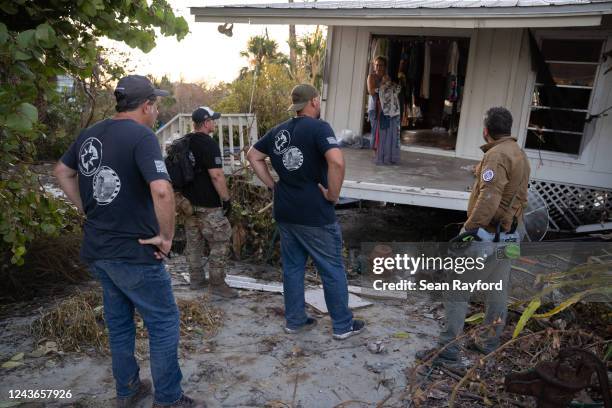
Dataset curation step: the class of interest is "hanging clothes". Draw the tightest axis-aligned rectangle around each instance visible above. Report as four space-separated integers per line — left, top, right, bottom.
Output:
420 41 431 99
398 45 409 126
369 37 380 74
407 42 423 101
387 40 401 83
446 41 460 102
448 40 459 75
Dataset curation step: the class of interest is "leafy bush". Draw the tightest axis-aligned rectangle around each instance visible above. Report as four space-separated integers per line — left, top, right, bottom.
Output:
0 0 188 266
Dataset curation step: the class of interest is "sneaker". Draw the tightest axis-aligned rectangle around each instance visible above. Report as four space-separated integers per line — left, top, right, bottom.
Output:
116 379 151 408
284 317 318 334
152 394 206 408
332 319 365 340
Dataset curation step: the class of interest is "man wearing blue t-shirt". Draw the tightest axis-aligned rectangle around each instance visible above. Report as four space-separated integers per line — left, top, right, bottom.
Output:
247 84 365 340
54 75 204 408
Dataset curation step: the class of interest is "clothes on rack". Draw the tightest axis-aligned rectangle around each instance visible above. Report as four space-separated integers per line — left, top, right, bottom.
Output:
448 40 459 76
420 41 431 99
367 36 466 141
446 41 460 102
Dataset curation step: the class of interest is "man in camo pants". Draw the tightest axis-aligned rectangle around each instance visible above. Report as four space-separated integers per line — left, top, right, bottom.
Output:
179 107 237 298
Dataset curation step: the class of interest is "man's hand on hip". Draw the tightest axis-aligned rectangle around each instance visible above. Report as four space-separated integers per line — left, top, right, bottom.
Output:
318 183 338 204
139 235 172 260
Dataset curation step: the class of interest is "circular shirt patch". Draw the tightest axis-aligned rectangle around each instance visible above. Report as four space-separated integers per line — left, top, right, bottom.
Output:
79 137 103 176
282 147 304 171
482 168 495 182
273 129 291 155
93 166 121 205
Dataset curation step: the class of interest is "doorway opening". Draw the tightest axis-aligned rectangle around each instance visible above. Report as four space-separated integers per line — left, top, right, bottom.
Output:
363 35 470 152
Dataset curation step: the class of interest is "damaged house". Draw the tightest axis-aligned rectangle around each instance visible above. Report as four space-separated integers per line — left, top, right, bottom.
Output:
161 0 612 234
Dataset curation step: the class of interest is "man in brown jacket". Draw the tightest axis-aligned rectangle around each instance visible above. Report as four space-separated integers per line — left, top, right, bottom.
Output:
418 106 530 365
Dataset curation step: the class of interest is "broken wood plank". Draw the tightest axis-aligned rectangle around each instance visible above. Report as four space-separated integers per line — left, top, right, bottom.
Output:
225 274 284 293
304 288 372 314
347 285 407 300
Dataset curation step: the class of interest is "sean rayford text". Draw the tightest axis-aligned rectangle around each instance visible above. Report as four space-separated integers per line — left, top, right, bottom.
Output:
371 254 486 275
372 279 504 293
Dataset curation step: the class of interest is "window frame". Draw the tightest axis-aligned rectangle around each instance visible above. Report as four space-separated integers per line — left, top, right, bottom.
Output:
520 30 609 164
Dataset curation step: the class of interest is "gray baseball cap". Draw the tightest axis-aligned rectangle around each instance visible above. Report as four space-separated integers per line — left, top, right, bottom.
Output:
287 84 319 112
114 75 169 105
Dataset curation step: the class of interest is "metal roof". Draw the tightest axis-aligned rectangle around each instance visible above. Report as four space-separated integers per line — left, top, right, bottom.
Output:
190 0 612 26
196 0 612 9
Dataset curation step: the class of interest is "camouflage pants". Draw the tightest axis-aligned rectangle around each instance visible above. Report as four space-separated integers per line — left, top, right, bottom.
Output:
184 207 231 286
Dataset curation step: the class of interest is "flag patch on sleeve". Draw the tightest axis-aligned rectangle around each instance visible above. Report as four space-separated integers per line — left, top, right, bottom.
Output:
155 160 168 174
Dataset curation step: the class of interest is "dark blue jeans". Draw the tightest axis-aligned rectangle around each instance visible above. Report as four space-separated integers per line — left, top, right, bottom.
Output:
277 222 353 334
90 260 183 405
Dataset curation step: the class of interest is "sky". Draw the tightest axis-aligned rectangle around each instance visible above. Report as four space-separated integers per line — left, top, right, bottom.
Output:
101 0 316 85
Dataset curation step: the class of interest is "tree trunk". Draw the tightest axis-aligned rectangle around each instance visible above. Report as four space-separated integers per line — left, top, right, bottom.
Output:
288 0 296 77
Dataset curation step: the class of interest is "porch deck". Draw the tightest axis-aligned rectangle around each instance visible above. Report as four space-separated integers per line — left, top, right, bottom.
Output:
341 148 478 211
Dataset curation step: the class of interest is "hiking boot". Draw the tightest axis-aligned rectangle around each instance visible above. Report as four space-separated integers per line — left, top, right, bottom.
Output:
116 379 151 408
284 317 318 334
189 278 208 290
332 319 365 340
152 394 206 408
466 339 496 355
415 346 459 365
208 283 238 299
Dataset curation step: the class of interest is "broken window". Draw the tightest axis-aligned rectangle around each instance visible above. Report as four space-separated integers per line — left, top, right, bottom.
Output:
525 39 604 155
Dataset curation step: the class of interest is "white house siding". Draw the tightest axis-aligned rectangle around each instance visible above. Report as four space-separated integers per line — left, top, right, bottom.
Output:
324 25 612 190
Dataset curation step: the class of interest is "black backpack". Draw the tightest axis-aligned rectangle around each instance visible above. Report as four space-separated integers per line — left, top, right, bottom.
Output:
165 134 196 190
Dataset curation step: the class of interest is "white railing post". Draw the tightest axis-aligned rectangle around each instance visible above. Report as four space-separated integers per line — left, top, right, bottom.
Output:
238 115 245 164
156 113 257 166
249 115 258 145
217 117 224 165
228 117 235 171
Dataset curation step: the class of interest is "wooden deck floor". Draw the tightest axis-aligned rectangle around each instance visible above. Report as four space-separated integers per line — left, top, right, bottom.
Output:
341 148 478 211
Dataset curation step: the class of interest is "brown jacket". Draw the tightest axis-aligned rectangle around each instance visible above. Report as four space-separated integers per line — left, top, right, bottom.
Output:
465 137 530 232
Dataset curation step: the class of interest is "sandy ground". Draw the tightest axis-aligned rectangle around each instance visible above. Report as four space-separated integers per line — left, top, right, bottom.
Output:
0 258 443 408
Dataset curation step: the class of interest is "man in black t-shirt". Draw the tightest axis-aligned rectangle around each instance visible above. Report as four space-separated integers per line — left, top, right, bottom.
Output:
247 84 365 340
54 75 204 407
180 107 237 298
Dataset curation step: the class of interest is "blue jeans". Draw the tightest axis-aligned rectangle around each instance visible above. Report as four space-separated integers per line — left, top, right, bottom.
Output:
90 260 183 405
277 222 353 334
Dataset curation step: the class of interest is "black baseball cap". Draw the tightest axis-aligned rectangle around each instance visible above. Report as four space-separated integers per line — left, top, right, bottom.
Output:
114 75 169 105
192 106 221 123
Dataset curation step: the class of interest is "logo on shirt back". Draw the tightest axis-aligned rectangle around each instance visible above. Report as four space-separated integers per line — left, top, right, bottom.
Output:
93 166 121 205
273 130 291 155
282 146 304 171
79 137 103 176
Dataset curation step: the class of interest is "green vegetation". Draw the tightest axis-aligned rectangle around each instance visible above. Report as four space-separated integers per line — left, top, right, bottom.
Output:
0 0 188 267
216 27 327 136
